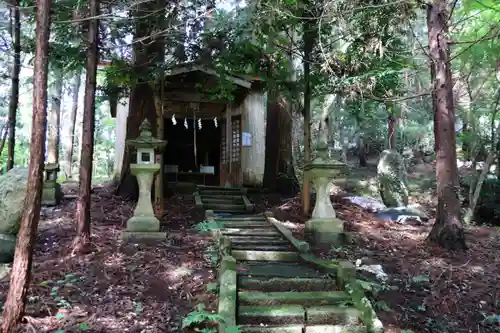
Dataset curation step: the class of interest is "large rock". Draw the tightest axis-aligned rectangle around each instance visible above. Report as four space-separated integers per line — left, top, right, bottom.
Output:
0 234 16 263
0 167 29 235
377 149 409 207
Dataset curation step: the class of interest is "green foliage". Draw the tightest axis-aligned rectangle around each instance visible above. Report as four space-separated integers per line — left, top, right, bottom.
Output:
182 303 241 333
193 221 224 234
181 303 223 328
206 282 219 293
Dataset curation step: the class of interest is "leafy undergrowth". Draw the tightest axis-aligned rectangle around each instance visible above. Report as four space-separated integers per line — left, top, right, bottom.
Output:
0 185 217 333
253 191 500 333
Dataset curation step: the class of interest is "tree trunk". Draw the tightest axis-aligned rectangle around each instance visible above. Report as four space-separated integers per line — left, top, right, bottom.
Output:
426 0 467 250
6 0 21 171
301 16 315 214
358 135 367 167
1 0 51 329
65 72 81 178
0 122 9 161
72 0 99 255
47 67 63 164
463 150 495 224
263 95 299 195
117 0 165 198
387 102 397 149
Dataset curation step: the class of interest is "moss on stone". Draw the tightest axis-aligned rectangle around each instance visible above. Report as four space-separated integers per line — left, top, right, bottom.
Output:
305 325 367 333
306 306 360 325
238 305 305 325
232 250 299 262
238 277 337 292
238 291 351 307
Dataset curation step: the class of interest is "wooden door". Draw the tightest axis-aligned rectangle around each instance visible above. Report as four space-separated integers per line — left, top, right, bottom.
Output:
220 115 242 186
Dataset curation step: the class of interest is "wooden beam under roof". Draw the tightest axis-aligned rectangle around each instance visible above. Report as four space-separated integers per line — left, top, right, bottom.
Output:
163 91 228 104
165 64 252 89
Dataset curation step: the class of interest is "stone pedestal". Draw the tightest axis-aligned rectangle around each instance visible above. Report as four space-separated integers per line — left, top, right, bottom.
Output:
121 164 166 242
304 155 346 247
42 163 61 206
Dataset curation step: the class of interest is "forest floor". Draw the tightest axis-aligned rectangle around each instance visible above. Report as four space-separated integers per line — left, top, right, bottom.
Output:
253 162 500 333
0 163 498 333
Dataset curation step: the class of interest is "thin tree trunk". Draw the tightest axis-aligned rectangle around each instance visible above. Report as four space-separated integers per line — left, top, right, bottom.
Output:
301 15 315 215
6 0 21 171
463 150 495 224
72 0 99 255
426 0 467 250
65 72 81 178
0 122 9 161
1 0 51 329
47 67 63 164
387 102 397 149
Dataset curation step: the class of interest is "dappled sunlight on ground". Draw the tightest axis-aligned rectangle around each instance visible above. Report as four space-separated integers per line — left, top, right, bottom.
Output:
251 188 500 333
0 184 216 333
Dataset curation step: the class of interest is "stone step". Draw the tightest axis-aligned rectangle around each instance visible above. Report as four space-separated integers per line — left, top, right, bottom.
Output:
305 325 367 333
203 203 247 211
221 229 280 236
231 238 289 246
199 189 246 196
198 185 246 192
237 262 324 279
240 325 366 333
215 215 266 222
202 194 247 200
238 305 305 326
202 197 244 204
221 221 271 228
240 325 303 333
232 244 293 251
306 307 361 326
239 291 350 307
239 277 338 292
232 250 299 262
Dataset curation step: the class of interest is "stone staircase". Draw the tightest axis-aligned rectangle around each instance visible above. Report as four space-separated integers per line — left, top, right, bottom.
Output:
194 185 254 214
200 203 383 333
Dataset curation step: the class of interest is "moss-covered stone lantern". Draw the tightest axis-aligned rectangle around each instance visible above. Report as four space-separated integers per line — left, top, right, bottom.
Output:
303 141 346 246
42 163 61 206
121 119 167 242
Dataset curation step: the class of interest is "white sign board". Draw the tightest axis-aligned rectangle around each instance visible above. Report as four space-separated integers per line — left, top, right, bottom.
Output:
242 132 252 147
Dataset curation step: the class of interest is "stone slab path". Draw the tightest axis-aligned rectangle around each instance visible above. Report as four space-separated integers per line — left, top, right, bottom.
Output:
196 186 382 333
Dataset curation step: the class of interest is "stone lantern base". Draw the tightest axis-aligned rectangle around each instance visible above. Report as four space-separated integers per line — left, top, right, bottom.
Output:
305 218 345 247
120 164 167 243
303 156 347 247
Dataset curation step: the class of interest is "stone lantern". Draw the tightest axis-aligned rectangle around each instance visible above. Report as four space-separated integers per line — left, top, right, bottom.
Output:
121 119 167 242
303 141 346 246
42 163 61 206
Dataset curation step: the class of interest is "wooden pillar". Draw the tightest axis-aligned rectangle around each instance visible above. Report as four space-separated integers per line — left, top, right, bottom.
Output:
154 81 164 216
226 104 232 187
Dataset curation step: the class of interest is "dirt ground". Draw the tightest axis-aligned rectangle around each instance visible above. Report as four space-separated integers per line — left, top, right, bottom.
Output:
0 186 217 333
249 163 500 333
0 163 499 333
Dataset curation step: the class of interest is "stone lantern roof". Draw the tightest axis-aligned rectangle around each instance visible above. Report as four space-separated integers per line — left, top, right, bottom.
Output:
126 119 166 150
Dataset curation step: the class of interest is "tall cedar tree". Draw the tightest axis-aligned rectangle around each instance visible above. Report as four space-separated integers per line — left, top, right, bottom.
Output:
6 0 21 171
426 0 467 250
1 0 52 330
72 0 99 254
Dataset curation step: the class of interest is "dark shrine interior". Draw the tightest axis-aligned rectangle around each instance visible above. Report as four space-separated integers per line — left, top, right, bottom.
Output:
164 118 221 185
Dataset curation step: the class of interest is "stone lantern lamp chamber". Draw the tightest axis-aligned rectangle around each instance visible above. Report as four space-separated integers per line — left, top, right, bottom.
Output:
121 119 167 242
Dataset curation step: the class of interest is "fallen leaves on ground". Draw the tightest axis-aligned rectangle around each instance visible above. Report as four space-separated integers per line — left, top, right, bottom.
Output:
252 192 500 333
0 185 216 333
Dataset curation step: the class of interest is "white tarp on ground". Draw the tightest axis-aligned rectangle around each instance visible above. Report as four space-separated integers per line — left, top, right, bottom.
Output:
344 196 386 212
